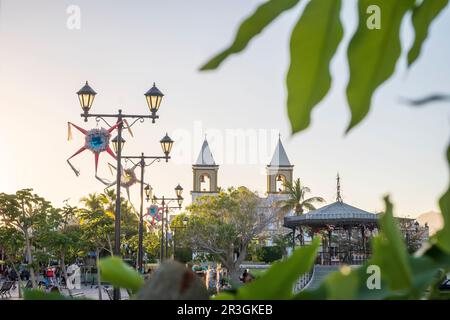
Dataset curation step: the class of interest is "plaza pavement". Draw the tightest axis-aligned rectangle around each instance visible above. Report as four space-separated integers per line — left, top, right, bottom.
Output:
2 284 130 300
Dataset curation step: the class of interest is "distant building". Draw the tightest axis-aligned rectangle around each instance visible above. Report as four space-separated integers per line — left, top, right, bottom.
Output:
191 138 219 202
189 137 429 260
190 136 295 244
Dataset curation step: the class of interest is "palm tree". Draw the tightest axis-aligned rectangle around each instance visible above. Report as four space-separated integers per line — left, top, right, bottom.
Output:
276 178 325 216
79 193 104 212
276 179 325 247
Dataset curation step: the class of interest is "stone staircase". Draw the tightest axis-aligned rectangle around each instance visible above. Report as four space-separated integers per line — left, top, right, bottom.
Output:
304 265 340 291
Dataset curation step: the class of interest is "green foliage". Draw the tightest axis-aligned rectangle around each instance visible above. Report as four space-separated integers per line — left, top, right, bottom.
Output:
408 0 449 66
272 233 292 256
201 0 448 133
200 0 300 70
98 256 144 294
218 237 320 300
295 196 450 300
174 247 193 263
17 194 448 300
0 189 52 234
276 178 325 215
0 227 25 266
127 231 161 262
185 187 276 280
371 197 412 290
434 144 450 254
287 0 343 132
23 289 74 300
256 246 283 263
346 0 415 131
34 203 84 264
197 1 450 299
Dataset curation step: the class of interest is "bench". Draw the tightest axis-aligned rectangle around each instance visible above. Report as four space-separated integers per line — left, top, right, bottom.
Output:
69 291 85 299
103 287 114 300
0 281 14 298
102 287 131 300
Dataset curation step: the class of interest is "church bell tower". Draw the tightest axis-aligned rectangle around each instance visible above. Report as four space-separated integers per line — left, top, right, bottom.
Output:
267 136 294 194
191 138 219 202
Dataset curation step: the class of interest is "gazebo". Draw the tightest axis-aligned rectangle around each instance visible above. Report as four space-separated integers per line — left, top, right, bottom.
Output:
283 176 379 265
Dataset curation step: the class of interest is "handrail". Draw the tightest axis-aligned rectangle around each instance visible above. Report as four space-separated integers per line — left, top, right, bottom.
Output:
293 265 315 294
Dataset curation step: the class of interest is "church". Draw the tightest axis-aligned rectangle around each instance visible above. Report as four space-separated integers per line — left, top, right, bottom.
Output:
191 135 294 201
188 136 429 262
190 136 296 243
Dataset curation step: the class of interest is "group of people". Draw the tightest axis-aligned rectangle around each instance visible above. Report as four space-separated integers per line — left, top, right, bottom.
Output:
1 266 30 282
1 265 66 290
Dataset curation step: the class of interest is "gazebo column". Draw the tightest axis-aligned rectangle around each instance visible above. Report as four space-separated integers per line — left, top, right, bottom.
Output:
328 229 332 265
291 226 296 252
300 226 304 246
347 226 352 264
361 226 366 259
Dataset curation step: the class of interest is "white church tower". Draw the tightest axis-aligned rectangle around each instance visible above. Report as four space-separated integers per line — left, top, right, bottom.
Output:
191 138 219 202
262 136 295 245
266 136 294 197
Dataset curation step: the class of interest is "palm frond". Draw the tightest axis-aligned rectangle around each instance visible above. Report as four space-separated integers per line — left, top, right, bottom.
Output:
304 196 325 204
303 202 317 212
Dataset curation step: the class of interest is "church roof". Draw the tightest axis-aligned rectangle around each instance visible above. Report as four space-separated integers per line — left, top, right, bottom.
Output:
268 137 292 167
284 201 378 228
195 139 217 166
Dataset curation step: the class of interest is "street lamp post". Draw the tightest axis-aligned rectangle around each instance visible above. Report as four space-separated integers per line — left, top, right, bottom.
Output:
151 185 183 262
121 146 173 274
172 216 188 260
164 205 183 260
75 81 165 300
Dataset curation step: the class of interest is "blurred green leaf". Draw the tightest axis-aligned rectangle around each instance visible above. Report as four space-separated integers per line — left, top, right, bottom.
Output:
346 0 414 132
322 266 360 299
371 196 413 291
200 0 300 70
23 289 79 300
352 265 394 300
408 0 448 66
98 256 144 293
434 144 450 253
408 255 441 298
294 282 328 299
287 0 343 133
235 237 320 299
212 292 236 300
424 243 450 268
297 262 397 300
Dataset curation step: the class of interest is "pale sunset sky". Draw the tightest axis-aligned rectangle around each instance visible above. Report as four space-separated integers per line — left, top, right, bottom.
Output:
0 0 449 217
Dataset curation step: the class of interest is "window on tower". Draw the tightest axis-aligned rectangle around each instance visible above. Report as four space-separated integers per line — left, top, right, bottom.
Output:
276 174 286 193
200 173 211 192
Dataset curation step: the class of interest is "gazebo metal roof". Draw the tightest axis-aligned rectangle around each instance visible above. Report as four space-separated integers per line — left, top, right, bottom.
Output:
284 201 379 228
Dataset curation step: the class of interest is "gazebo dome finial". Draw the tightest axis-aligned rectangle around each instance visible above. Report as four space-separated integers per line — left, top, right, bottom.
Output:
336 173 343 203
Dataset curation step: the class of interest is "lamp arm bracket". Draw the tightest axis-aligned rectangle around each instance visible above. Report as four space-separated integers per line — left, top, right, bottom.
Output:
144 158 161 167
123 117 145 129
124 158 140 167
95 116 114 128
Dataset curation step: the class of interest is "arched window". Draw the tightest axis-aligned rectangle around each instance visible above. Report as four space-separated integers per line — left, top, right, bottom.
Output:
200 173 211 192
276 174 286 193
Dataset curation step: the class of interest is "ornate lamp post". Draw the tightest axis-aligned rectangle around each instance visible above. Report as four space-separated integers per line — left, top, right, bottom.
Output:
172 216 188 260
120 134 174 274
150 185 184 261
75 80 165 300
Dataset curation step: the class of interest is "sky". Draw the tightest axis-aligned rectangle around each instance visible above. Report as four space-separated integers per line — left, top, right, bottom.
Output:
0 0 448 218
